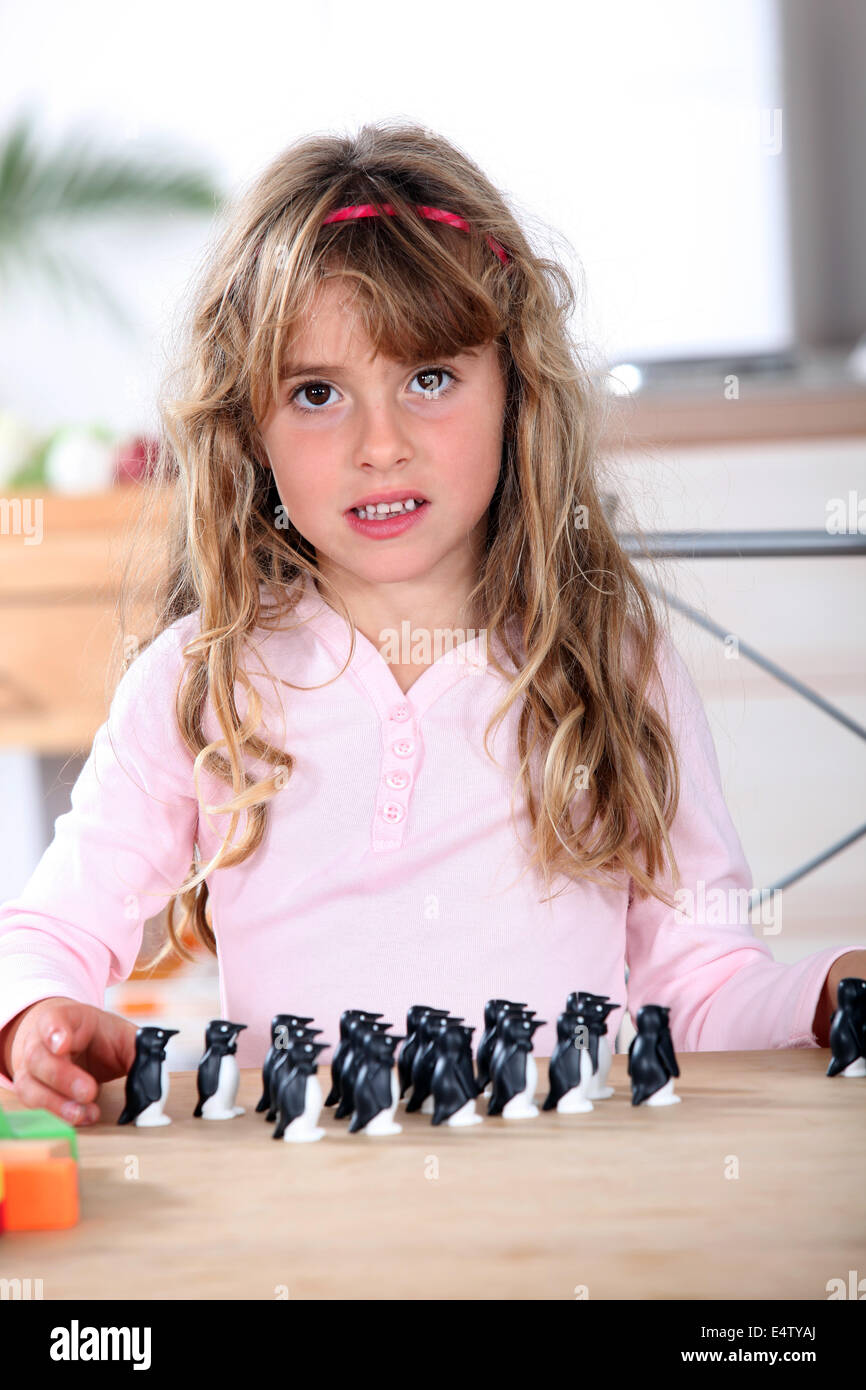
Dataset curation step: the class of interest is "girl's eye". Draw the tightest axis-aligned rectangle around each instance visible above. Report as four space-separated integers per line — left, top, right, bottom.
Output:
408 366 456 397
290 381 338 411
288 365 457 413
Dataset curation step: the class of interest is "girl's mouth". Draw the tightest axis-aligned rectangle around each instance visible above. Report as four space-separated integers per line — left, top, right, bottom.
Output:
344 498 430 539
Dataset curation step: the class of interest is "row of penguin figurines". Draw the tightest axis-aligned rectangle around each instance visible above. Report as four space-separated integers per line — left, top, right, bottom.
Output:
117 978 866 1140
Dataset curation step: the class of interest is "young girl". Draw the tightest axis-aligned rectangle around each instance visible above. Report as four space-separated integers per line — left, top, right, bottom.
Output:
1 121 862 1126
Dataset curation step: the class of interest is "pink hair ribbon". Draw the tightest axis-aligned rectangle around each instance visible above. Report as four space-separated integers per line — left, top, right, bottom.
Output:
321 203 510 266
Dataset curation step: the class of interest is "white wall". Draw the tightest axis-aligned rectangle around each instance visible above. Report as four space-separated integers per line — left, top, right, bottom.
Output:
0 0 790 436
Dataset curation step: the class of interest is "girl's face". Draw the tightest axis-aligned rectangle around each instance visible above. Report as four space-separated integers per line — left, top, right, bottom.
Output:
257 279 506 593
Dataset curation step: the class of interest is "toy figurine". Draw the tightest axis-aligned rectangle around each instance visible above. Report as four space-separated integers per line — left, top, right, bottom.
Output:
543 1011 594 1113
194 1020 247 1119
271 1038 331 1142
117 1027 179 1126
335 1017 394 1119
398 1005 449 1099
628 1005 681 1106
349 1031 406 1135
826 977 866 1078
476 998 527 1096
256 1013 315 1112
430 1021 483 1126
488 1010 546 1118
566 992 619 1099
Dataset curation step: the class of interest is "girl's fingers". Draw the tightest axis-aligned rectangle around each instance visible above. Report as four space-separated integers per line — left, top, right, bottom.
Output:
39 1001 94 1062
36 1002 136 1082
12 1067 100 1125
10 1002 131 1120
21 1036 99 1106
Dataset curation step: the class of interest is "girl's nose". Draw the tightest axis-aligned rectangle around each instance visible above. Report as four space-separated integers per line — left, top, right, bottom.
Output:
354 398 414 467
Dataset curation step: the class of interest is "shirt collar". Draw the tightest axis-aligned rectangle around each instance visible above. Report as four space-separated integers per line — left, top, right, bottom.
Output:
282 567 522 720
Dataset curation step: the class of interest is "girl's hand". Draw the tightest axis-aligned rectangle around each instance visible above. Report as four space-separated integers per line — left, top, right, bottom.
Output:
813 950 866 1046
6 997 138 1125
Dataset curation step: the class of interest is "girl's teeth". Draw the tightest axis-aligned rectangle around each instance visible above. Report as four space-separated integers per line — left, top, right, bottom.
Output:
353 498 423 519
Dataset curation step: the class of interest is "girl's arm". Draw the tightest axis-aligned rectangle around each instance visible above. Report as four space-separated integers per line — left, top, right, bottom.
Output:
0 618 200 1089
624 634 865 1052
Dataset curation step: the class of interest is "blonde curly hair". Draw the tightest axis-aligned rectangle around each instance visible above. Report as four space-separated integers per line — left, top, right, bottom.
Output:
116 118 681 967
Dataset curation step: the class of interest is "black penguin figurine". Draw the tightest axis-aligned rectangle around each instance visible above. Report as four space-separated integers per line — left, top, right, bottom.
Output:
405 1013 460 1113
334 1018 393 1119
430 1021 483 1126
486 1004 536 1091
325 1009 384 1108
488 1012 546 1118
117 1026 179 1126
826 977 866 1078
398 1006 449 1099
566 990 610 1012
576 997 620 1100
194 1019 247 1119
266 1026 323 1121
349 1033 406 1135
543 1011 594 1113
457 1023 481 1100
256 1014 315 1112
628 1004 681 1106
476 999 527 1095
271 1038 330 1142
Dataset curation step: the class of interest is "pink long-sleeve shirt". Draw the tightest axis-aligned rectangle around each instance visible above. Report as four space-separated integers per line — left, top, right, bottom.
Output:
0 569 857 1086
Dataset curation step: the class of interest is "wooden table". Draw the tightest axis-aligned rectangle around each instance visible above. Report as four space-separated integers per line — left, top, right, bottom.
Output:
1 1049 863 1300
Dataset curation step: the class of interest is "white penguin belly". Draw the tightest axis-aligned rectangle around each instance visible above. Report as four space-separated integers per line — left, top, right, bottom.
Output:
202 1053 244 1119
136 1059 171 1126
556 1049 594 1113
585 1037 615 1099
283 1072 325 1143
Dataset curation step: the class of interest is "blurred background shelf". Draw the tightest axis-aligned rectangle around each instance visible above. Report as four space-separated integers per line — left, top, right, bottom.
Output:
603 375 866 448
0 484 172 752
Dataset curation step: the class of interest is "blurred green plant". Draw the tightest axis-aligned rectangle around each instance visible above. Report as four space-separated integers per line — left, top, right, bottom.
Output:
0 103 224 329
0 105 225 487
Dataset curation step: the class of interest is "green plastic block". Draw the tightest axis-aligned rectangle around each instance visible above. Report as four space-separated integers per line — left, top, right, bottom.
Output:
0 1107 78 1161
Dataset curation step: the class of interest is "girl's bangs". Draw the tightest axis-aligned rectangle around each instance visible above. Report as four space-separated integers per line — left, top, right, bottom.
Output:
257 214 507 405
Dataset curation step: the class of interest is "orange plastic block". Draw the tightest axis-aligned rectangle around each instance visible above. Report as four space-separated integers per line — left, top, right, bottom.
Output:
0 1139 72 1164
0 1162 5 1233
3 1156 79 1231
